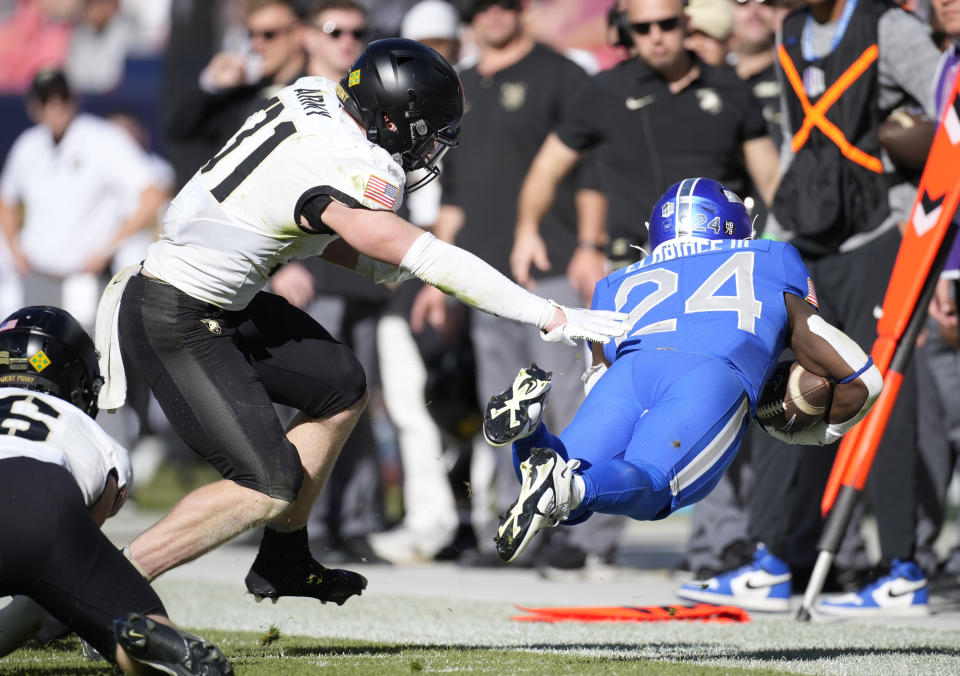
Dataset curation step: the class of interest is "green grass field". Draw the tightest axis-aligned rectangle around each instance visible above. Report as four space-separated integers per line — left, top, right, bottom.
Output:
0 631 792 675
4 511 960 675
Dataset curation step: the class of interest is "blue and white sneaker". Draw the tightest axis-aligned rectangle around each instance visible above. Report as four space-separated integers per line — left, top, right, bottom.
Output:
676 544 792 612
816 559 929 617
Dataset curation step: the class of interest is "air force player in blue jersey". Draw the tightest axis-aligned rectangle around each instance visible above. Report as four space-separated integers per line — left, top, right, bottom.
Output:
484 178 884 563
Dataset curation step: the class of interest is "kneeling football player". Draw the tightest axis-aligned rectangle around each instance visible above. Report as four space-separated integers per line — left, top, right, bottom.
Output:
0 306 232 675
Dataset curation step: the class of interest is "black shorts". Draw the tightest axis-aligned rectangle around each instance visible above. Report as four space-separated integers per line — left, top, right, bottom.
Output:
0 457 165 660
118 274 367 501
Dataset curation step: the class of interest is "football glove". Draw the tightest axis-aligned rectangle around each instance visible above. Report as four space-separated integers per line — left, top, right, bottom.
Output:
540 302 629 346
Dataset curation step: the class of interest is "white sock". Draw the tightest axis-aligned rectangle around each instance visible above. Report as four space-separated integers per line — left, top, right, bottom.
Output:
570 474 585 511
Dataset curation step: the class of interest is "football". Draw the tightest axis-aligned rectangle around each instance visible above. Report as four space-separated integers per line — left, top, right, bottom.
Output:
756 361 833 432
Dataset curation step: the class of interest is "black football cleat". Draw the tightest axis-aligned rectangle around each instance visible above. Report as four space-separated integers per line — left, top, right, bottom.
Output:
114 612 233 675
483 364 552 446
245 552 367 606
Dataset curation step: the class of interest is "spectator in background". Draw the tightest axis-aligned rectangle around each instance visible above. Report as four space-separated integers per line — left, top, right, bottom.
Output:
0 70 165 331
399 0 460 60
512 0 779 276
684 0 734 67
411 0 615 569
679 0 942 617
353 0 419 38
730 0 795 149
369 0 464 564
302 0 369 79
104 110 173 272
164 0 307 187
0 0 74 92
65 0 132 92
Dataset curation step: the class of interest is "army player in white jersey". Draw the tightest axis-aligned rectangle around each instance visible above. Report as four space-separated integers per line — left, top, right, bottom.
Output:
0 306 231 675
112 38 627 604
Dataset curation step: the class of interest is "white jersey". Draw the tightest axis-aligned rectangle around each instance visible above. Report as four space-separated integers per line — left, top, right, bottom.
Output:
144 76 407 309
0 388 132 508
0 114 156 277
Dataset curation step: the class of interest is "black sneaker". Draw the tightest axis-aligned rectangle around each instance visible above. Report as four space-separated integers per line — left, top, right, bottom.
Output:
494 447 580 563
245 552 367 606
113 613 232 675
483 364 552 446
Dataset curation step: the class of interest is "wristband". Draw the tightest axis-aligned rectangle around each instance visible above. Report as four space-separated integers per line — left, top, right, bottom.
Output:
837 357 874 384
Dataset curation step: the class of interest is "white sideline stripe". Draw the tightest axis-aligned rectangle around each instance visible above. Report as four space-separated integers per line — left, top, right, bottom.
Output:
671 396 749 496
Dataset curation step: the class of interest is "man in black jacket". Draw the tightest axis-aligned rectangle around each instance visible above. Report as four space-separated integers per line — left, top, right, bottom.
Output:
165 0 307 187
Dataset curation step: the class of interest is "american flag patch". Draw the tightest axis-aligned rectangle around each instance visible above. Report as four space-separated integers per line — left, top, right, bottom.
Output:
364 175 399 209
0 318 17 332
805 277 819 308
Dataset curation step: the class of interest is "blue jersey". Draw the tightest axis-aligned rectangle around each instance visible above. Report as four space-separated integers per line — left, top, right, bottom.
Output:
591 238 816 409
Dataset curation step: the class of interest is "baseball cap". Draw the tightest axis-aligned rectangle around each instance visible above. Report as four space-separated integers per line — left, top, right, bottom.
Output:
401 0 460 41
28 69 72 103
685 0 734 41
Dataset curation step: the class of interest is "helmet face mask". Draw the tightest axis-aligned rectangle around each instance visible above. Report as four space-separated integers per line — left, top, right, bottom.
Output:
647 178 754 251
402 122 459 192
339 38 464 194
0 306 102 418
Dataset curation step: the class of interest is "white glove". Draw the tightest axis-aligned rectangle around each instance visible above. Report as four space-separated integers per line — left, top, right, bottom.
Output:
540 301 629 346
755 418 844 446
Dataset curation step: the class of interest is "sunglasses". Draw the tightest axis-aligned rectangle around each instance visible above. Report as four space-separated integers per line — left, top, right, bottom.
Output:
630 16 682 35
248 25 294 41
319 22 367 40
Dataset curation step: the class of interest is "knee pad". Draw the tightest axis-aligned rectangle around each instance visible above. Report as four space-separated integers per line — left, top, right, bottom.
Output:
338 348 368 408
302 344 368 419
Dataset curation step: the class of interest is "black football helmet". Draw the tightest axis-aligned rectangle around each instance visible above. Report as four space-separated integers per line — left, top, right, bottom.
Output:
0 306 102 418
338 38 464 192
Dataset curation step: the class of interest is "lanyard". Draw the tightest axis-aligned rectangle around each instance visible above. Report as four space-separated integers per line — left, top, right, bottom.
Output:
802 0 859 62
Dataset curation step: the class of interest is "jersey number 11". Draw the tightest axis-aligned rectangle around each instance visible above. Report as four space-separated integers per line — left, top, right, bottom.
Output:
201 97 297 203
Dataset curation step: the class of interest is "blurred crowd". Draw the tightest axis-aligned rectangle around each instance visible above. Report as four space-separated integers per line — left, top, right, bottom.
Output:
0 0 958 617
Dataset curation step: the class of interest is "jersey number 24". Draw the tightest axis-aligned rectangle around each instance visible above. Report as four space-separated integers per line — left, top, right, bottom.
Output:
614 251 763 346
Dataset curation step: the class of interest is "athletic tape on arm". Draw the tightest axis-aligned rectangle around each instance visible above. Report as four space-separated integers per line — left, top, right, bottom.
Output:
401 232 554 328
807 314 883 435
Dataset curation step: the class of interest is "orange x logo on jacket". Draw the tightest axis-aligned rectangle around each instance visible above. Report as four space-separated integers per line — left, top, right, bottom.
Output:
778 43 883 173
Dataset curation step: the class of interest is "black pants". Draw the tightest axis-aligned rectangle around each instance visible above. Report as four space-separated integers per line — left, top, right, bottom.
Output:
0 457 164 660
118 274 367 501
749 228 918 565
